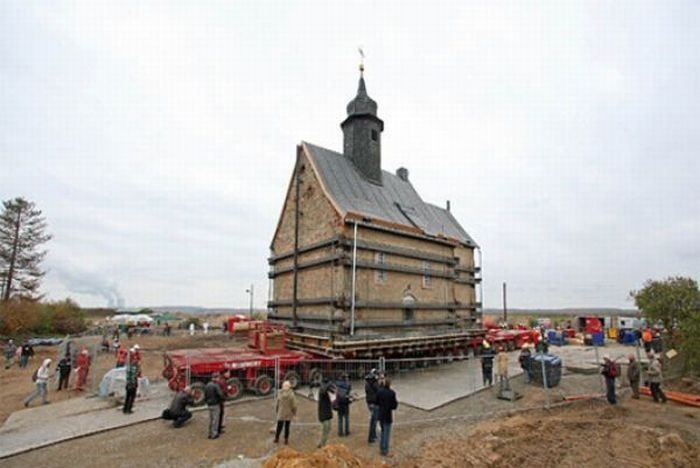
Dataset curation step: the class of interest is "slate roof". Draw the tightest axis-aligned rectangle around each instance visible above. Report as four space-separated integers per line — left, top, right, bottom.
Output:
303 142 478 247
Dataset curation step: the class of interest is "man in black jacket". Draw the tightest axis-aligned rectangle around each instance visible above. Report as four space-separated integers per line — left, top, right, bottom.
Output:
205 373 225 439
163 387 194 428
365 369 380 443
480 342 495 386
56 357 71 391
317 378 335 448
376 377 398 457
19 340 34 369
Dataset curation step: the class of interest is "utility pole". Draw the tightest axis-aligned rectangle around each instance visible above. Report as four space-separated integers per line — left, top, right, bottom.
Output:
246 284 254 317
502 282 508 325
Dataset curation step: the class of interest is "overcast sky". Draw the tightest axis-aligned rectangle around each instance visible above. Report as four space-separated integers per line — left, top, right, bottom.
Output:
1 1 698 309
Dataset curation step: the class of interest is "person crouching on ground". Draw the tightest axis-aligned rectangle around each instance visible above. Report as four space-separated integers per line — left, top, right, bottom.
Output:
376 377 398 457
205 373 225 439
601 354 618 404
162 386 195 428
24 358 52 407
317 378 335 448
122 353 139 414
627 353 641 399
56 356 71 391
274 380 297 445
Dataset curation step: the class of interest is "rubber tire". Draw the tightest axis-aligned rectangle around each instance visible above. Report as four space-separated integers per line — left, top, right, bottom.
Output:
190 382 206 406
282 370 301 389
225 377 243 401
254 374 273 396
308 368 323 387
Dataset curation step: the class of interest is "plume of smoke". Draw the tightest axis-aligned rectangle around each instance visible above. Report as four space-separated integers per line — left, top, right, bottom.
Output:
51 266 125 308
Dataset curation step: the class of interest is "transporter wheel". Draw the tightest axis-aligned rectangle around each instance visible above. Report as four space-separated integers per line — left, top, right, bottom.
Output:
282 370 300 389
308 368 323 387
162 366 174 380
190 382 206 406
254 374 273 396
225 377 243 401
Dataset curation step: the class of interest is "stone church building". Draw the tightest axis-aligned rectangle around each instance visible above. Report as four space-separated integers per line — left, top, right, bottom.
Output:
268 72 482 343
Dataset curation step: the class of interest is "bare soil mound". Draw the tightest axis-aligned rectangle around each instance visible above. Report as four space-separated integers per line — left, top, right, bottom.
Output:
263 444 385 468
397 402 700 468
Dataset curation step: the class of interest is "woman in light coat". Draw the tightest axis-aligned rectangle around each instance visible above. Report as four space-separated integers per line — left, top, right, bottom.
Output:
274 380 297 444
496 347 510 391
24 358 52 406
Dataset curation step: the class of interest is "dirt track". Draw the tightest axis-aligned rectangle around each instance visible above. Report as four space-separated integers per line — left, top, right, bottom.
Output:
2 382 698 467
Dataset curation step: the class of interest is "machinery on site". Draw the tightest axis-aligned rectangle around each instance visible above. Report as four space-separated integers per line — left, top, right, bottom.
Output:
163 320 543 405
163 323 321 405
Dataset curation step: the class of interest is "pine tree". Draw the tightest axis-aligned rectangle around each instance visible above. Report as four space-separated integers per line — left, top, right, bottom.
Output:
0 198 52 301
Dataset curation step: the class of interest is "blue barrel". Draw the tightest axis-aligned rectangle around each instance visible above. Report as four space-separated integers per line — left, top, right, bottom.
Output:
547 330 566 346
621 330 638 345
591 331 605 346
529 354 562 388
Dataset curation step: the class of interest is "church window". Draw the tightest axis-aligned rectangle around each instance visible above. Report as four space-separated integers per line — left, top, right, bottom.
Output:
375 252 386 284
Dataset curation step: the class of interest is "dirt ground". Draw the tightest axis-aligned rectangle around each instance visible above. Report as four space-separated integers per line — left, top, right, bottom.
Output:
0 330 244 424
2 330 699 467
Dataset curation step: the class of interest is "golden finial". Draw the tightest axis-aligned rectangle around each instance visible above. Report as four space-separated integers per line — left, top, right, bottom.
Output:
358 47 365 75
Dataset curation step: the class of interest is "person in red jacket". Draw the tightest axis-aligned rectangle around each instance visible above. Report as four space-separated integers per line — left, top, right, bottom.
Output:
116 344 127 368
75 349 91 391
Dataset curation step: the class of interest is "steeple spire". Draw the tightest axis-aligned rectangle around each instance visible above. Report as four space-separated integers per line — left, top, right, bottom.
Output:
341 54 384 185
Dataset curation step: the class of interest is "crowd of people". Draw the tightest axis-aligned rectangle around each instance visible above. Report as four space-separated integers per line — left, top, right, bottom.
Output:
7 338 95 407
154 367 400 457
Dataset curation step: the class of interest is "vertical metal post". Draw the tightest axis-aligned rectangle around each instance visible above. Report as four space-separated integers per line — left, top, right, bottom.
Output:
186 352 191 387
350 220 358 336
539 350 550 409
292 148 301 328
274 356 280 421
502 282 507 325
247 284 254 317
594 346 605 396
379 356 385 375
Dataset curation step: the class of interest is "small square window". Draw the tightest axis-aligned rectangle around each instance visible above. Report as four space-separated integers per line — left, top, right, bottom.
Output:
375 252 386 284
371 129 378 142
422 261 432 288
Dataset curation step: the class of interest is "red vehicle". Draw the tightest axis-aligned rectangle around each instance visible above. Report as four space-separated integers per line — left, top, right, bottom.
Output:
485 328 539 351
163 323 320 405
227 315 262 336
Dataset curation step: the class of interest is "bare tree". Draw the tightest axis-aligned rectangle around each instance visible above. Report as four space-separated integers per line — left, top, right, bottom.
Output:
0 198 52 301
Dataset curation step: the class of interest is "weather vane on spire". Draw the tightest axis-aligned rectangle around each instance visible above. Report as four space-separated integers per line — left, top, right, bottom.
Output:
358 47 365 75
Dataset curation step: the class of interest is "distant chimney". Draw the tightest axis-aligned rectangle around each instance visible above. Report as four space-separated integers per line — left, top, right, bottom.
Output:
396 167 409 181
446 200 451 212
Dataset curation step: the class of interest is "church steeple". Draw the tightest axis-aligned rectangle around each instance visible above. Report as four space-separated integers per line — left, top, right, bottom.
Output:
341 66 384 185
